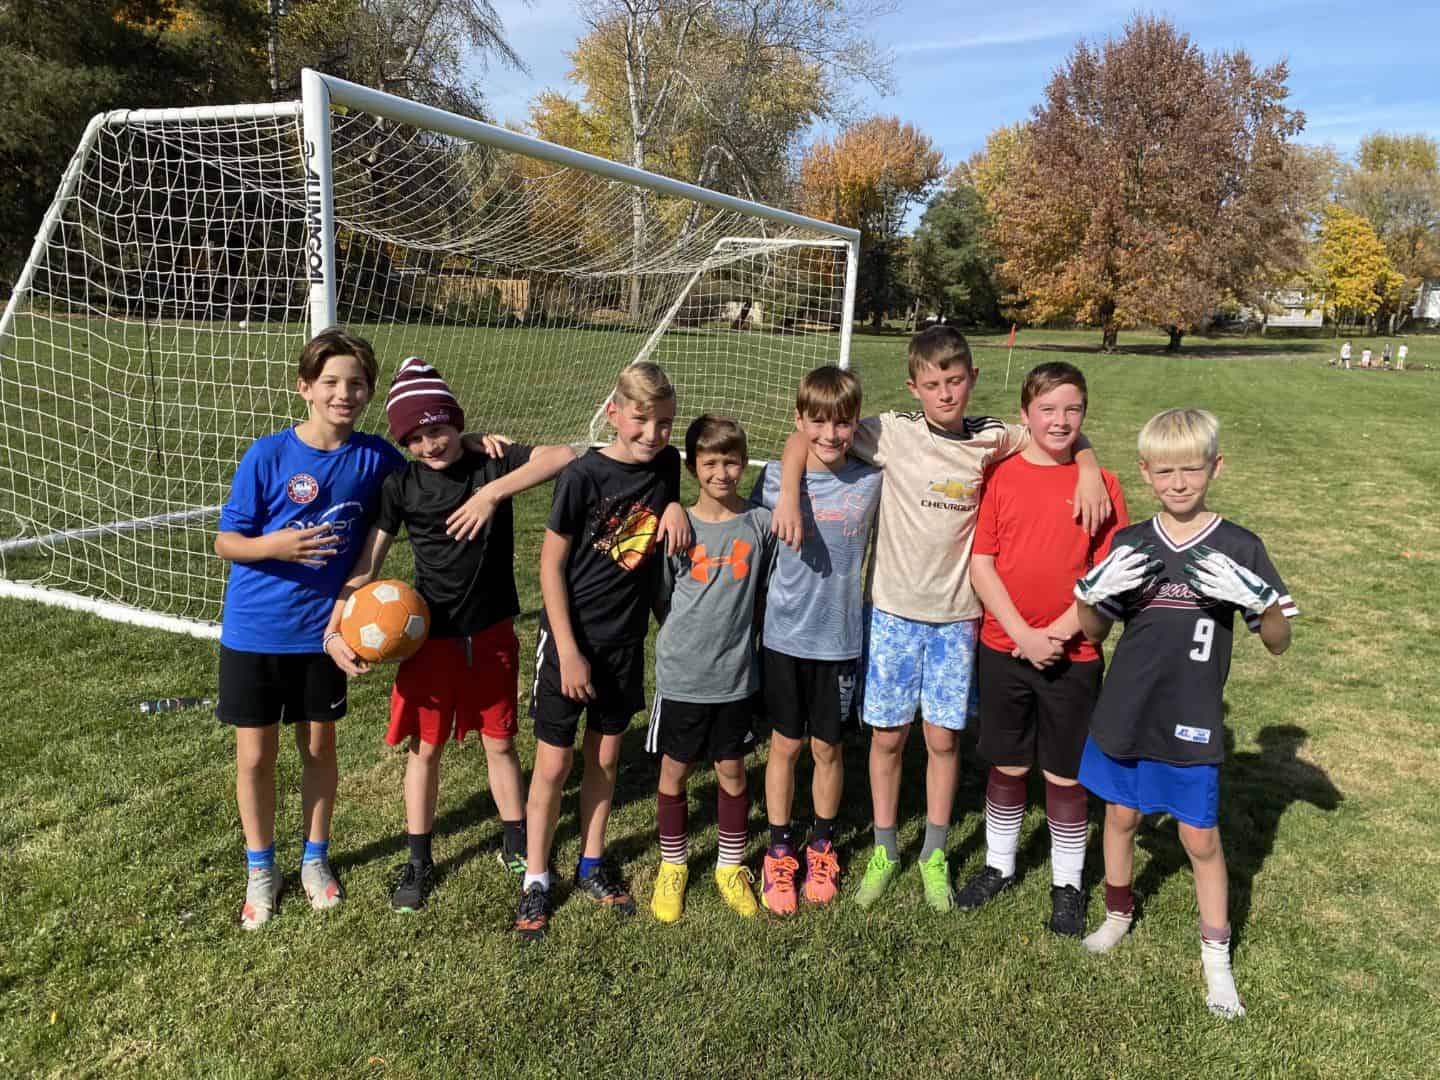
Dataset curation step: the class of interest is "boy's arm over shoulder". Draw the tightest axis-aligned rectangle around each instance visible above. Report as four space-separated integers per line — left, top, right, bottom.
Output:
849 414 886 466
447 442 576 541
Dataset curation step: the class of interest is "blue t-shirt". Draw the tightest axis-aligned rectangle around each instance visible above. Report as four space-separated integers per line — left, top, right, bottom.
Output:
750 458 882 661
219 428 404 653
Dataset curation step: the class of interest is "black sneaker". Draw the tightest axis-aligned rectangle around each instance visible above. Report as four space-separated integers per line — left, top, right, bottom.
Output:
513 882 550 943
573 861 637 916
390 860 434 913
955 865 1015 911
1049 884 1087 938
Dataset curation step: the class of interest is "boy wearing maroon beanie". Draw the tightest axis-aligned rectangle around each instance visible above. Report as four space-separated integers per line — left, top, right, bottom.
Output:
324 357 576 912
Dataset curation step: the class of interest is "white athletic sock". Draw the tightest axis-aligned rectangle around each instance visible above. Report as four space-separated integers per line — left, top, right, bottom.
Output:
1083 910 1133 954
523 871 550 891
1201 933 1246 1019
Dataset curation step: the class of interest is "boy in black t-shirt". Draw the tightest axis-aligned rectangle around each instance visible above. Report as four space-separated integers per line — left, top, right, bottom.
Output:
1072 408 1297 1019
326 358 575 912
514 362 689 943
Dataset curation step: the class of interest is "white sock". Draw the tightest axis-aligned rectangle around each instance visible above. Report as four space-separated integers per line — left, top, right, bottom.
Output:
523 871 550 891
1083 910 1133 954
985 799 1024 878
1048 817 1087 890
1201 934 1246 1018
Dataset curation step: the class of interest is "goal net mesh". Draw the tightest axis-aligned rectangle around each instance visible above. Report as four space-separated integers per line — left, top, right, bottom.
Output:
0 99 850 630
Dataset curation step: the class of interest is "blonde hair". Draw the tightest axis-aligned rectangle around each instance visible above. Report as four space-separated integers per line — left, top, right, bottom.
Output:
612 361 675 408
796 365 862 423
1138 408 1219 464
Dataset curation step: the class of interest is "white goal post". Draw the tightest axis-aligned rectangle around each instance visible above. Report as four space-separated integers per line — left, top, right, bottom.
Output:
0 70 860 637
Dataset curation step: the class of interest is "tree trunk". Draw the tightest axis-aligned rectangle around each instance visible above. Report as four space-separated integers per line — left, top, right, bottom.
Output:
1166 326 1183 351
268 0 281 96
1101 325 1118 351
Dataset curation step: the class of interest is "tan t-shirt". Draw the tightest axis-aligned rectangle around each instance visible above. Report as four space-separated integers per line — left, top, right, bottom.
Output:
852 410 1027 623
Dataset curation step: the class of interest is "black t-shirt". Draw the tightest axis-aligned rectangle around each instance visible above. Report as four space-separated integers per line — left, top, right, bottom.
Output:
543 446 681 648
1088 516 1296 766
374 444 534 638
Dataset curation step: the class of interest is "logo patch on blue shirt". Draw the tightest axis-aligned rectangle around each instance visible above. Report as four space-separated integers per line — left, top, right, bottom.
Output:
1174 724 1212 745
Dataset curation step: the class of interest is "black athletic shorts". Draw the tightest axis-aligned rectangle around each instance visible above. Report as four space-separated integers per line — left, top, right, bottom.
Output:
976 644 1102 779
528 628 646 747
217 645 347 728
763 648 858 746
645 693 760 763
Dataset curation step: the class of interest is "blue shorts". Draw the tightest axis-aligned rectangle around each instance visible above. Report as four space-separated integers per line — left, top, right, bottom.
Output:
862 608 979 732
1077 737 1219 828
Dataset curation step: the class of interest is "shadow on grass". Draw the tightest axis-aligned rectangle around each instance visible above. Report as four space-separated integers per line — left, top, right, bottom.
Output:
1125 723 1342 944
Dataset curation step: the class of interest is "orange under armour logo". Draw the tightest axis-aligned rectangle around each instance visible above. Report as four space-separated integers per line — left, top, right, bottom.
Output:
690 539 751 583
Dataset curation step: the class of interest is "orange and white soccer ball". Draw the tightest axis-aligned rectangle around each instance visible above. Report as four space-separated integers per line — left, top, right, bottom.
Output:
340 579 430 663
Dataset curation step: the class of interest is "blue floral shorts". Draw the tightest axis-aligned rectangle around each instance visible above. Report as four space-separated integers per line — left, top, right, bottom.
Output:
861 608 979 731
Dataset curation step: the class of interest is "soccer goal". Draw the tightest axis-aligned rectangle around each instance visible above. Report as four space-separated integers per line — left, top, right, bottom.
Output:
0 69 859 637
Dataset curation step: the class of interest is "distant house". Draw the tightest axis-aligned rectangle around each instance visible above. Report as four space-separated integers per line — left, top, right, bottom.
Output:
1412 280 1440 324
1237 288 1324 330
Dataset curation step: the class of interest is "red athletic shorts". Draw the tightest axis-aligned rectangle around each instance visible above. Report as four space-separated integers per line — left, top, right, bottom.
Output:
387 618 520 746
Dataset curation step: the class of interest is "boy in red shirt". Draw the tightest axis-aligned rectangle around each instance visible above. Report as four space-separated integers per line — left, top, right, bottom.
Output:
960 361 1128 935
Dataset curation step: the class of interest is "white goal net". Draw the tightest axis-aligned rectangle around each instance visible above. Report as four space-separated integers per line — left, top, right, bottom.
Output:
0 70 857 636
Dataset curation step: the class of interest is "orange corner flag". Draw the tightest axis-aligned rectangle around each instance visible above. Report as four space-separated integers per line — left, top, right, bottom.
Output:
1006 324 1016 348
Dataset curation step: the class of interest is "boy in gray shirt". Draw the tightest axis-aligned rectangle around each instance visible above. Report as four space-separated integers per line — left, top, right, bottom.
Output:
648 416 778 923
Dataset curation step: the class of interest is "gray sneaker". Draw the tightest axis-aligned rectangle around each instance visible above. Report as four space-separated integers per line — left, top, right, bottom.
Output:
240 867 283 930
301 858 343 911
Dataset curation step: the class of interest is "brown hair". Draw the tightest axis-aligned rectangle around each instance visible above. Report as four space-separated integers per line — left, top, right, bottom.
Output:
612 361 676 408
684 415 748 470
1020 361 1088 411
796 365 862 423
297 328 378 391
908 325 973 379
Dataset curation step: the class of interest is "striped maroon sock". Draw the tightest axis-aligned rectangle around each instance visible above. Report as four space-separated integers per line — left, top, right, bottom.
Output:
716 785 749 867
1045 780 1089 890
657 791 688 865
985 768 1028 877
1104 881 1134 917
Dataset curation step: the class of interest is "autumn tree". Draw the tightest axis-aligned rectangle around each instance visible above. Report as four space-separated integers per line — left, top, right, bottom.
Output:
797 116 943 327
0 0 268 282
1340 133 1440 327
989 16 1312 351
1312 204 1406 332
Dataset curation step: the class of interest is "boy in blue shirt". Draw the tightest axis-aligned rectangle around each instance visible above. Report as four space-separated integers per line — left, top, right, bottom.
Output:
215 329 404 930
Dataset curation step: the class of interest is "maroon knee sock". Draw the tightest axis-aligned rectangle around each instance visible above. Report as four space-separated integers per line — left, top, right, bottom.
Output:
716 784 749 867
1104 882 1134 917
657 791 688 864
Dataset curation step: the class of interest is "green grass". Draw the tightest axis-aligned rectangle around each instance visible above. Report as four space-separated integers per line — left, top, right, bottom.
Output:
3 328 1440 1076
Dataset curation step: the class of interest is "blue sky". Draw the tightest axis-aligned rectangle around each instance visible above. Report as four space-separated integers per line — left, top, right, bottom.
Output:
479 0 1437 175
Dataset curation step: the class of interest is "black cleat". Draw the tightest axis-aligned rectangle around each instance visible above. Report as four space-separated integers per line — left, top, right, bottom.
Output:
1048 884 1087 938
955 865 1016 911
573 861 637 916
390 860 435 913
513 882 550 943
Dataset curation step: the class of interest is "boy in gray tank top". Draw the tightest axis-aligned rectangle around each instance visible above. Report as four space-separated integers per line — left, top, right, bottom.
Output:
648 416 778 923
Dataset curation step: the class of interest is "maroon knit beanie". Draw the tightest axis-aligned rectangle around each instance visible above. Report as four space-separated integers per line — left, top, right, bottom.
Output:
386 356 465 444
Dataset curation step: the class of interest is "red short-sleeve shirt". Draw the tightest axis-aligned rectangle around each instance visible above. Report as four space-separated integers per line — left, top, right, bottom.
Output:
972 455 1128 661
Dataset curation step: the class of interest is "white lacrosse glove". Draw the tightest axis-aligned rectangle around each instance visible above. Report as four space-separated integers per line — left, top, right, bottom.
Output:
1184 545 1279 616
1074 543 1164 607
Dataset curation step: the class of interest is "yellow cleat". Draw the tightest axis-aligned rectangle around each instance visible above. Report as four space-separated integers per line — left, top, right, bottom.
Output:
715 865 758 918
650 861 688 924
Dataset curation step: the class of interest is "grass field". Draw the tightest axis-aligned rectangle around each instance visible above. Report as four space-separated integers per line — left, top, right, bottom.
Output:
2 328 1439 1077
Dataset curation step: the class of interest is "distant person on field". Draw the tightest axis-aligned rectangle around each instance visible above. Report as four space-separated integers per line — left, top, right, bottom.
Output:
1340 341 1351 369
1360 347 1372 368
1073 408 1297 1020
647 415 778 923
1397 343 1408 370
962 362 1129 936
752 366 883 915
771 327 1111 913
323 358 574 913
514 362 690 943
214 329 405 930
1382 343 1392 368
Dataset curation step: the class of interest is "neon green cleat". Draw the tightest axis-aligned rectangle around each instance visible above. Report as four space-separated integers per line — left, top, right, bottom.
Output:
853 846 900 909
650 862 689 924
918 848 954 912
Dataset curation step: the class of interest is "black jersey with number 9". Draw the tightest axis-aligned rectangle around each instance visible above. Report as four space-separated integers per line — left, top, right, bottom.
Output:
1088 516 1297 766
